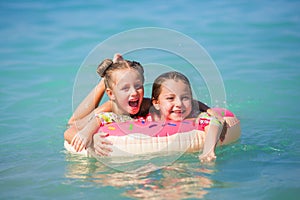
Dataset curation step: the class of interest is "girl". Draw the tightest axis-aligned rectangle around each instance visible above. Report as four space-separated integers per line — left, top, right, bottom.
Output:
64 54 122 143
94 71 227 161
150 71 226 162
66 55 150 152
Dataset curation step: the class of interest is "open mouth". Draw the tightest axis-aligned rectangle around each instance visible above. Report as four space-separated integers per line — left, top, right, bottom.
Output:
128 100 139 108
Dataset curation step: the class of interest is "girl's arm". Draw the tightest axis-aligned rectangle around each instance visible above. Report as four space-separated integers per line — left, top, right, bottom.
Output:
198 123 222 162
196 114 224 162
75 101 112 130
194 100 227 162
68 79 106 125
64 101 112 144
71 116 101 152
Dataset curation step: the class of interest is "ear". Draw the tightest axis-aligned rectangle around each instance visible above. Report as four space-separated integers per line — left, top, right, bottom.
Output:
152 99 160 110
106 88 115 101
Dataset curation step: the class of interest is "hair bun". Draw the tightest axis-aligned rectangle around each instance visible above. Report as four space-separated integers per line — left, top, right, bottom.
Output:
97 59 113 77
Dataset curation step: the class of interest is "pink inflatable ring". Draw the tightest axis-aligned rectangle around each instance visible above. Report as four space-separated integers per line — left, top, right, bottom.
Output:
64 108 241 157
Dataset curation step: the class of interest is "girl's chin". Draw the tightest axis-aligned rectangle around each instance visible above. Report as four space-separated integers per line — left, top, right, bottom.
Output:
168 114 185 121
127 107 139 115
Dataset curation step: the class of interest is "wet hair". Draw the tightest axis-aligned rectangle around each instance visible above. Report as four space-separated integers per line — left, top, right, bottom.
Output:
151 71 193 101
97 58 144 89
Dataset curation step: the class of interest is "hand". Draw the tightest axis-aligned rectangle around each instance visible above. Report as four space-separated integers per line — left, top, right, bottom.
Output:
113 53 123 63
198 152 216 163
71 130 93 152
93 132 113 156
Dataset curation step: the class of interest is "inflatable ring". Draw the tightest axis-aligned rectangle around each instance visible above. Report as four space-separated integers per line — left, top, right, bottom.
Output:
64 108 241 157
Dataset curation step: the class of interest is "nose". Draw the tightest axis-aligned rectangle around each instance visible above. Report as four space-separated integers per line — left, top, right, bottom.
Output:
129 86 138 96
174 97 182 107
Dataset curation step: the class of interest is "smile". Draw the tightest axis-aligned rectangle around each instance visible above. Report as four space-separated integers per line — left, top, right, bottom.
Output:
172 110 184 114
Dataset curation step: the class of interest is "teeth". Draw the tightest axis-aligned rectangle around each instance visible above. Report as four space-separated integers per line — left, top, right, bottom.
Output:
173 111 182 113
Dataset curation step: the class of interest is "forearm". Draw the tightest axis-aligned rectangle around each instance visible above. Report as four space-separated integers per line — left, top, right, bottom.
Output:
68 79 105 124
199 123 223 162
69 101 112 129
81 116 101 138
202 125 221 154
95 101 112 113
73 112 95 130
64 126 78 144
65 96 111 144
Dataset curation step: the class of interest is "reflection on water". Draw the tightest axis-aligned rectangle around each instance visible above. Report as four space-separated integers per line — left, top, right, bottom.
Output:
124 166 213 199
64 152 220 199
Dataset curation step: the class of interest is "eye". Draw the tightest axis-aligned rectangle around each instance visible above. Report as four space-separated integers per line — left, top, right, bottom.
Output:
182 95 191 101
134 83 143 90
166 96 174 101
121 85 130 91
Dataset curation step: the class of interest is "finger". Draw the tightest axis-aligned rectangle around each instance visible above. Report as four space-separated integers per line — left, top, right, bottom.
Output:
94 142 112 156
71 135 80 147
71 136 76 146
75 140 82 152
78 142 85 152
94 143 106 156
96 138 113 151
71 137 78 148
93 133 111 145
73 138 79 150
208 156 216 162
95 146 109 157
95 148 107 157
202 155 216 163
100 144 113 153
74 140 79 151
97 132 109 137
101 138 113 145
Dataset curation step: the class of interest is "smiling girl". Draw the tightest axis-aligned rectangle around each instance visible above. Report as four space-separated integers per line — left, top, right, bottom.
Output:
67 55 149 152
150 71 226 162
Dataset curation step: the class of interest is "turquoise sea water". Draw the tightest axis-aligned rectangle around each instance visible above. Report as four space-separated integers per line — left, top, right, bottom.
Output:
1 0 300 199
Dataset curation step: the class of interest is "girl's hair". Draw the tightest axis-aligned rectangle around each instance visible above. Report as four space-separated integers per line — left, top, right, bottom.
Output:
97 59 144 89
151 71 192 100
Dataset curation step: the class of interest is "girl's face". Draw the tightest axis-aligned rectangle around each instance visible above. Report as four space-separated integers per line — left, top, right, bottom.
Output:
153 79 192 121
107 69 144 115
